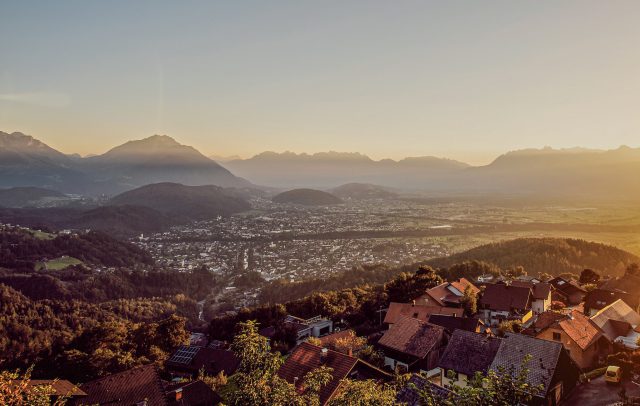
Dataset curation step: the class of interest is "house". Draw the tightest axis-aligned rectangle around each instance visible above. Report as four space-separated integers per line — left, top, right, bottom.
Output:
426 314 488 334
73 364 219 406
383 302 463 327
601 269 640 310
436 330 579 405
590 299 640 349
165 345 239 379
584 288 637 316
478 282 533 327
277 342 391 405
377 316 448 374
395 374 455 405
416 278 480 307
11 380 86 403
438 329 502 388
511 280 552 314
490 333 580 406
164 380 222 406
284 315 334 344
527 310 610 370
549 277 586 306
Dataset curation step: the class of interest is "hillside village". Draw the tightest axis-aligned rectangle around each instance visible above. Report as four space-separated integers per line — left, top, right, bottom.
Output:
7 261 640 405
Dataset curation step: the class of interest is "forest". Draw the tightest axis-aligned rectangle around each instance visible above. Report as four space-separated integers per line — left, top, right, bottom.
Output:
426 238 639 278
0 226 153 271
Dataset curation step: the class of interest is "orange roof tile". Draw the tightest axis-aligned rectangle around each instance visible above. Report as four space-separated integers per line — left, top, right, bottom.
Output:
378 316 445 359
277 342 358 405
384 302 463 325
77 364 168 406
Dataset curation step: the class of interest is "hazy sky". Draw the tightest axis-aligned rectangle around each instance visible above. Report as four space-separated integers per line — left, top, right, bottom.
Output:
1 1 639 164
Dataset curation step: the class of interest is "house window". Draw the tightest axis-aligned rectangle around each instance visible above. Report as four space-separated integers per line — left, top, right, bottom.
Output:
552 332 561 341
413 313 419 318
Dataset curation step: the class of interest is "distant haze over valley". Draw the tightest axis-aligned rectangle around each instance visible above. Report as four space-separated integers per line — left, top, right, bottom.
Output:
2 130 640 200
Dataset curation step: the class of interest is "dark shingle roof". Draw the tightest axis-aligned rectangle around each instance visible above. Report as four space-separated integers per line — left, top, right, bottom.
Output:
438 330 501 377
166 346 239 376
396 374 453 406
511 281 552 300
489 333 563 397
549 277 586 296
378 317 445 359
585 288 636 313
77 364 168 406
479 283 532 312
427 315 484 333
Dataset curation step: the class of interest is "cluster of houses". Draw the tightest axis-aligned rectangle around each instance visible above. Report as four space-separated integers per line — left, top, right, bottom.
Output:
18 270 640 405
270 272 640 405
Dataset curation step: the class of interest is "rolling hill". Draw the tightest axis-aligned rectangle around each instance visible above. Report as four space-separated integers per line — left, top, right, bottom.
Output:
330 183 398 200
426 238 640 278
109 182 252 220
272 188 343 206
0 187 67 208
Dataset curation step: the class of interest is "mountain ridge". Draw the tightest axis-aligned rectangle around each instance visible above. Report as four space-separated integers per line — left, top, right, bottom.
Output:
0 132 251 195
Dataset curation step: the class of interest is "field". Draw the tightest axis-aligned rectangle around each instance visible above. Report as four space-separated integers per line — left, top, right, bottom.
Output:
37 256 83 271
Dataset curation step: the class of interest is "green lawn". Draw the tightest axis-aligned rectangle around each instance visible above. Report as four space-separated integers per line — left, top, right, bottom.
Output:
37 256 83 271
29 229 55 240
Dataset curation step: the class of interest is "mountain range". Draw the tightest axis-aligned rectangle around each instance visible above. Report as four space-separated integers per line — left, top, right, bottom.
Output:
2 131 640 200
223 147 640 199
222 151 470 190
0 132 249 195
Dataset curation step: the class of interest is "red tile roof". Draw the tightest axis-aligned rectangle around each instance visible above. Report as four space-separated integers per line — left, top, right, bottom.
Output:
317 329 358 348
418 279 479 307
557 310 605 350
277 342 359 405
384 302 463 325
378 316 445 359
450 278 480 296
164 380 220 406
77 364 168 406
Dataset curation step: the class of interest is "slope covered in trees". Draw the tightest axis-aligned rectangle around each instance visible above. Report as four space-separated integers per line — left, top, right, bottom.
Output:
426 238 639 278
0 226 153 272
0 284 190 382
109 182 251 220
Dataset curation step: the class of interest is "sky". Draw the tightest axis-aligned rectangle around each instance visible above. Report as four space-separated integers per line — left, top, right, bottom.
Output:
1 1 639 165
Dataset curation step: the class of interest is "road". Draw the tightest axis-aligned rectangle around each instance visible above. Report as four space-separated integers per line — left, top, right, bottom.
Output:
565 376 640 406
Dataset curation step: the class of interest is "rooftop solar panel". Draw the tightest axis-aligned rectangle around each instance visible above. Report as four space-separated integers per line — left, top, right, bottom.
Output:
167 345 201 365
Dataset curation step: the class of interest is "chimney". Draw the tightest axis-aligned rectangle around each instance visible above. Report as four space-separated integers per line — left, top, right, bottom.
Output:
412 300 416 307
347 348 353 357
320 348 328 364
175 388 182 401
293 376 299 386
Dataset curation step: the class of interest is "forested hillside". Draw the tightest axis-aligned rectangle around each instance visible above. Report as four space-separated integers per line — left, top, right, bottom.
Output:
0 284 191 382
426 238 639 278
0 226 153 272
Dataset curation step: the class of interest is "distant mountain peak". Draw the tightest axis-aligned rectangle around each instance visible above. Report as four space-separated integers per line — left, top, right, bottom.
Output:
249 150 372 161
101 134 204 159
